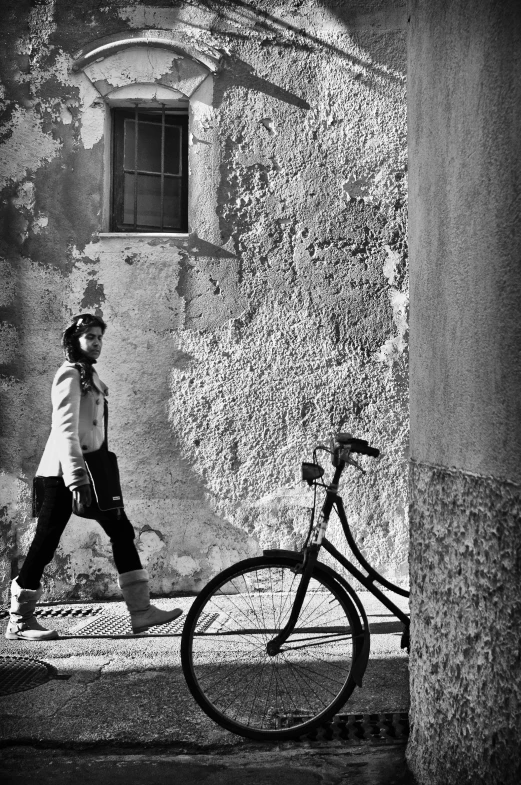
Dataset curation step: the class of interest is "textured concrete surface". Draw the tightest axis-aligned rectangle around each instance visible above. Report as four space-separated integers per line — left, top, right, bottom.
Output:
407 1 521 783
408 463 521 783
0 1 408 602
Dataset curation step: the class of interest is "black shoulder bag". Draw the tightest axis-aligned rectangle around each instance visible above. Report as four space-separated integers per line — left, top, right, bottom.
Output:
73 400 124 518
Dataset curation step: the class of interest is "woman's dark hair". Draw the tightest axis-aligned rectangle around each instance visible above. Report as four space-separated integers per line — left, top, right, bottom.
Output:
62 313 107 394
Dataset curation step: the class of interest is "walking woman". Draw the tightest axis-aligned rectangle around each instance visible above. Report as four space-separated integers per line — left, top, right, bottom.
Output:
6 313 181 640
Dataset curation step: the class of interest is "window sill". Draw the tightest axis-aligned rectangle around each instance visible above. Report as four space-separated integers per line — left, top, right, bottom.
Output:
98 232 189 238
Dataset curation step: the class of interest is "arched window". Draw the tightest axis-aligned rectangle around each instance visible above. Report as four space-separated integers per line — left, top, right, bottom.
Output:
72 31 221 235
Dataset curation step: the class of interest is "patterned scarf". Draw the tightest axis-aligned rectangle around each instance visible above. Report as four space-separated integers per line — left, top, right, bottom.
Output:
73 357 101 396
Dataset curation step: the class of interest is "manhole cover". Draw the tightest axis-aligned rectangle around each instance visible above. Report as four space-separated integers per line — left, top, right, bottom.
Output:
0 655 57 697
67 611 215 637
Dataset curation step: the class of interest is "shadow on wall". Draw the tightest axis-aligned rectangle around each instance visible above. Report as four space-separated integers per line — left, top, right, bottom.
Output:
179 0 406 90
216 56 311 109
184 237 237 259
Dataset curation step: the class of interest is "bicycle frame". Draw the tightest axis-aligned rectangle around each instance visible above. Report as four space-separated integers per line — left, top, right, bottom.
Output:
266 455 410 657
322 500 410 627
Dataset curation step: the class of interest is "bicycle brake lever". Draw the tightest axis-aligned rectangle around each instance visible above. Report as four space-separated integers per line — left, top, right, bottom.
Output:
345 455 366 474
315 443 332 453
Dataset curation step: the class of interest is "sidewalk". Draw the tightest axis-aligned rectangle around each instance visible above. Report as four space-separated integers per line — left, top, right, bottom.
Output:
0 746 417 785
0 591 414 783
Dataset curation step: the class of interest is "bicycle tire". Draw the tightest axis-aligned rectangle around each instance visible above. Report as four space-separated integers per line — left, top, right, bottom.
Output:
181 554 364 741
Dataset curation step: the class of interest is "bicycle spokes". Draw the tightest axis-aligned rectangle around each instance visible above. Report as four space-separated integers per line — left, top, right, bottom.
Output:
183 558 361 737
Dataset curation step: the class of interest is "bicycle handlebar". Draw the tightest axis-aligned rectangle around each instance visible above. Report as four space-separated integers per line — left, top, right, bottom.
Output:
355 443 380 458
334 433 380 458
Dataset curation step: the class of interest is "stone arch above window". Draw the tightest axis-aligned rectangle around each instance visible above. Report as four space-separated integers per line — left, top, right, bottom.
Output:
72 30 221 104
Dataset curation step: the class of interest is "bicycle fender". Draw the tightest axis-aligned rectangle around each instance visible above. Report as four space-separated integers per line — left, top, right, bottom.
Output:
263 548 304 561
312 561 371 688
263 549 371 687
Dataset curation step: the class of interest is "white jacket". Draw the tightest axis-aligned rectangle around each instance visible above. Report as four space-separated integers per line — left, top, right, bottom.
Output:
36 362 108 490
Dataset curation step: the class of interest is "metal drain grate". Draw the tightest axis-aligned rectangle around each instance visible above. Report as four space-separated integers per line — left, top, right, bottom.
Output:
36 605 103 618
0 655 57 697
0 605 103 620
296 712 409 743
67 611 215 637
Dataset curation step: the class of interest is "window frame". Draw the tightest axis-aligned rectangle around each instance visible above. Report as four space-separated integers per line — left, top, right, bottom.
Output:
110 106 189 234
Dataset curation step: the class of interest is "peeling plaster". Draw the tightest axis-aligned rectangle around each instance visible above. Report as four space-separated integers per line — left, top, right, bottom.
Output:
259 117 277 136
104 84 187 102
139 530 166 562
170 552 199 577
32 215 49 234
377 244 408 364
117 4 218 33
83 48 182 90
79 101 105 151
28 0 57 55
12 181 36 212
71 69 102 113
80 279 105 309
0 471 22 509
0 108 62 189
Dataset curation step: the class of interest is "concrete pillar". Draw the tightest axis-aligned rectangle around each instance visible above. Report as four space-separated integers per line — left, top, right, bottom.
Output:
407 1 521 782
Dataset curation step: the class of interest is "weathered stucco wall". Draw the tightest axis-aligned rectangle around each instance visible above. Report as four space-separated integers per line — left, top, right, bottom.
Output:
409 463 521 783
408 0 521 782
0 0 408 601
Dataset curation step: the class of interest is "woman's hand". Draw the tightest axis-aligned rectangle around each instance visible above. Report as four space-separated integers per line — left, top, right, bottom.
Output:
73 483 92 514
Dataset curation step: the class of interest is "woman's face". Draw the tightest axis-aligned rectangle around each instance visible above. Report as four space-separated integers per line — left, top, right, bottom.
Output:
77 326 103 361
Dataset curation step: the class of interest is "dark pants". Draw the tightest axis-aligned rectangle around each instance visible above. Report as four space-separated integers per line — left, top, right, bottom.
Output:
18 477 142 590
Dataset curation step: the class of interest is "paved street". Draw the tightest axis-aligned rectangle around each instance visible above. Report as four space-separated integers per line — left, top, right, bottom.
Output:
0 591 415 783
0 747 416 785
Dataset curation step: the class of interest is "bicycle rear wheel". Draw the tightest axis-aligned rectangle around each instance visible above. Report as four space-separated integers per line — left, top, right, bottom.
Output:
181 555 363 740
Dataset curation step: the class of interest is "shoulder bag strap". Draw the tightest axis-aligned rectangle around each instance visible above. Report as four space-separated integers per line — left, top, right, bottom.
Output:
104 399 109 449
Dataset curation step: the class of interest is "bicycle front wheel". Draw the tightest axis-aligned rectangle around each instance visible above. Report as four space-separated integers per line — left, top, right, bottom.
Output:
181 555 363 740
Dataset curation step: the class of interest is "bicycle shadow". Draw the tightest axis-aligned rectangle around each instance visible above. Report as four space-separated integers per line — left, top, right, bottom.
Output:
369 620 404 635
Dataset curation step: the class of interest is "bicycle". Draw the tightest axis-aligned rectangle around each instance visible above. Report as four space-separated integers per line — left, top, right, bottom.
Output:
180 433 410 741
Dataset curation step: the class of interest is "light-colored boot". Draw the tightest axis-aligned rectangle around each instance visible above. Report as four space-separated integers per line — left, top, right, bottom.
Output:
5 579 58 641
118 569 182 634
